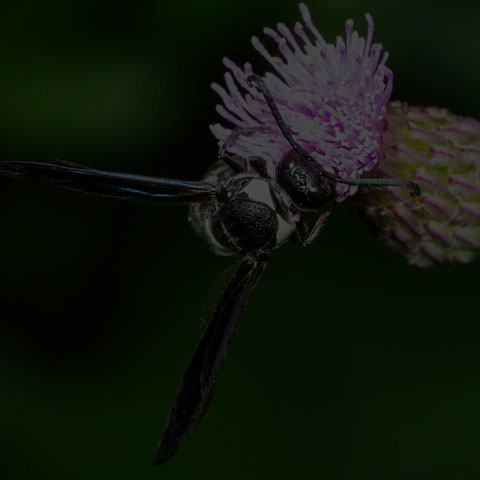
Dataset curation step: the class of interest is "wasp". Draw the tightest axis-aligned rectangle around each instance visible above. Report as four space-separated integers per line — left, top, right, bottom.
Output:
0 69 420 463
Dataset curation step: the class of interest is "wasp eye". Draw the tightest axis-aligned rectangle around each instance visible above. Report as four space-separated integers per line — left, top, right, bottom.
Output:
276 150 336 210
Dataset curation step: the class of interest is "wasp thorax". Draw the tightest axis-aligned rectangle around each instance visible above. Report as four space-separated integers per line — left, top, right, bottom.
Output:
211 193 278 254
276 150 336 210
190 164 296 256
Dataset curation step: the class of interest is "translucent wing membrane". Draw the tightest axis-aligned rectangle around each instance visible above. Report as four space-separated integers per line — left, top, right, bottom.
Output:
153 257 267 465
0 161 219 204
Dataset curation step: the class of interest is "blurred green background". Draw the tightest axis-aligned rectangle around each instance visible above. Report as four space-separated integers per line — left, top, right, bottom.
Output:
1 0 480 478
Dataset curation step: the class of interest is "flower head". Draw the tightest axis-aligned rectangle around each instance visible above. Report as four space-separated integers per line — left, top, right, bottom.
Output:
355 102 480 268
210 3 392 199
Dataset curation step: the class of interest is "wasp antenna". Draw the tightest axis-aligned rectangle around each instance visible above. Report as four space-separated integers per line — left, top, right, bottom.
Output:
332 173 421 197
248 75 421 199
247 75 312 161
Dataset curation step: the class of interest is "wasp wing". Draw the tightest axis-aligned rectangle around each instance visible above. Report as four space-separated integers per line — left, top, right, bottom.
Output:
0 161 218 204
153 256 267 465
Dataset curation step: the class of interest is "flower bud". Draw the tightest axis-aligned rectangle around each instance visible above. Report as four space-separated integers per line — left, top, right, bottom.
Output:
355 101 480 267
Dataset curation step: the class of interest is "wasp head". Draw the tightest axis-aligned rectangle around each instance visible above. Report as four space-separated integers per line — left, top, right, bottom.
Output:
276 150 337 211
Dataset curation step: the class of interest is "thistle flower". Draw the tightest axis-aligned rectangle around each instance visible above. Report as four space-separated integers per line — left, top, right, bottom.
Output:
210 3 392 200
210 3 480 267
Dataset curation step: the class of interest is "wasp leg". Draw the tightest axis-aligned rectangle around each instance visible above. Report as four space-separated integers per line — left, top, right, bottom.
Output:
248 156 269 179
291 217 309 246
221 152 247 173
219 126 271 173
292 208 333 247
219 125 270 158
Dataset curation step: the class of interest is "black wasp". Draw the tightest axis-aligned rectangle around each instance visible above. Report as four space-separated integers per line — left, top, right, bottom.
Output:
0 75 419 464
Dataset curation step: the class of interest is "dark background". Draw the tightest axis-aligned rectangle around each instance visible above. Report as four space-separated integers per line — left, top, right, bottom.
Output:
1 1 480 478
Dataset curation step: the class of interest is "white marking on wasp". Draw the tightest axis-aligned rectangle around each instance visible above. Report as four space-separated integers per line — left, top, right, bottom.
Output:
240 178 295 244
